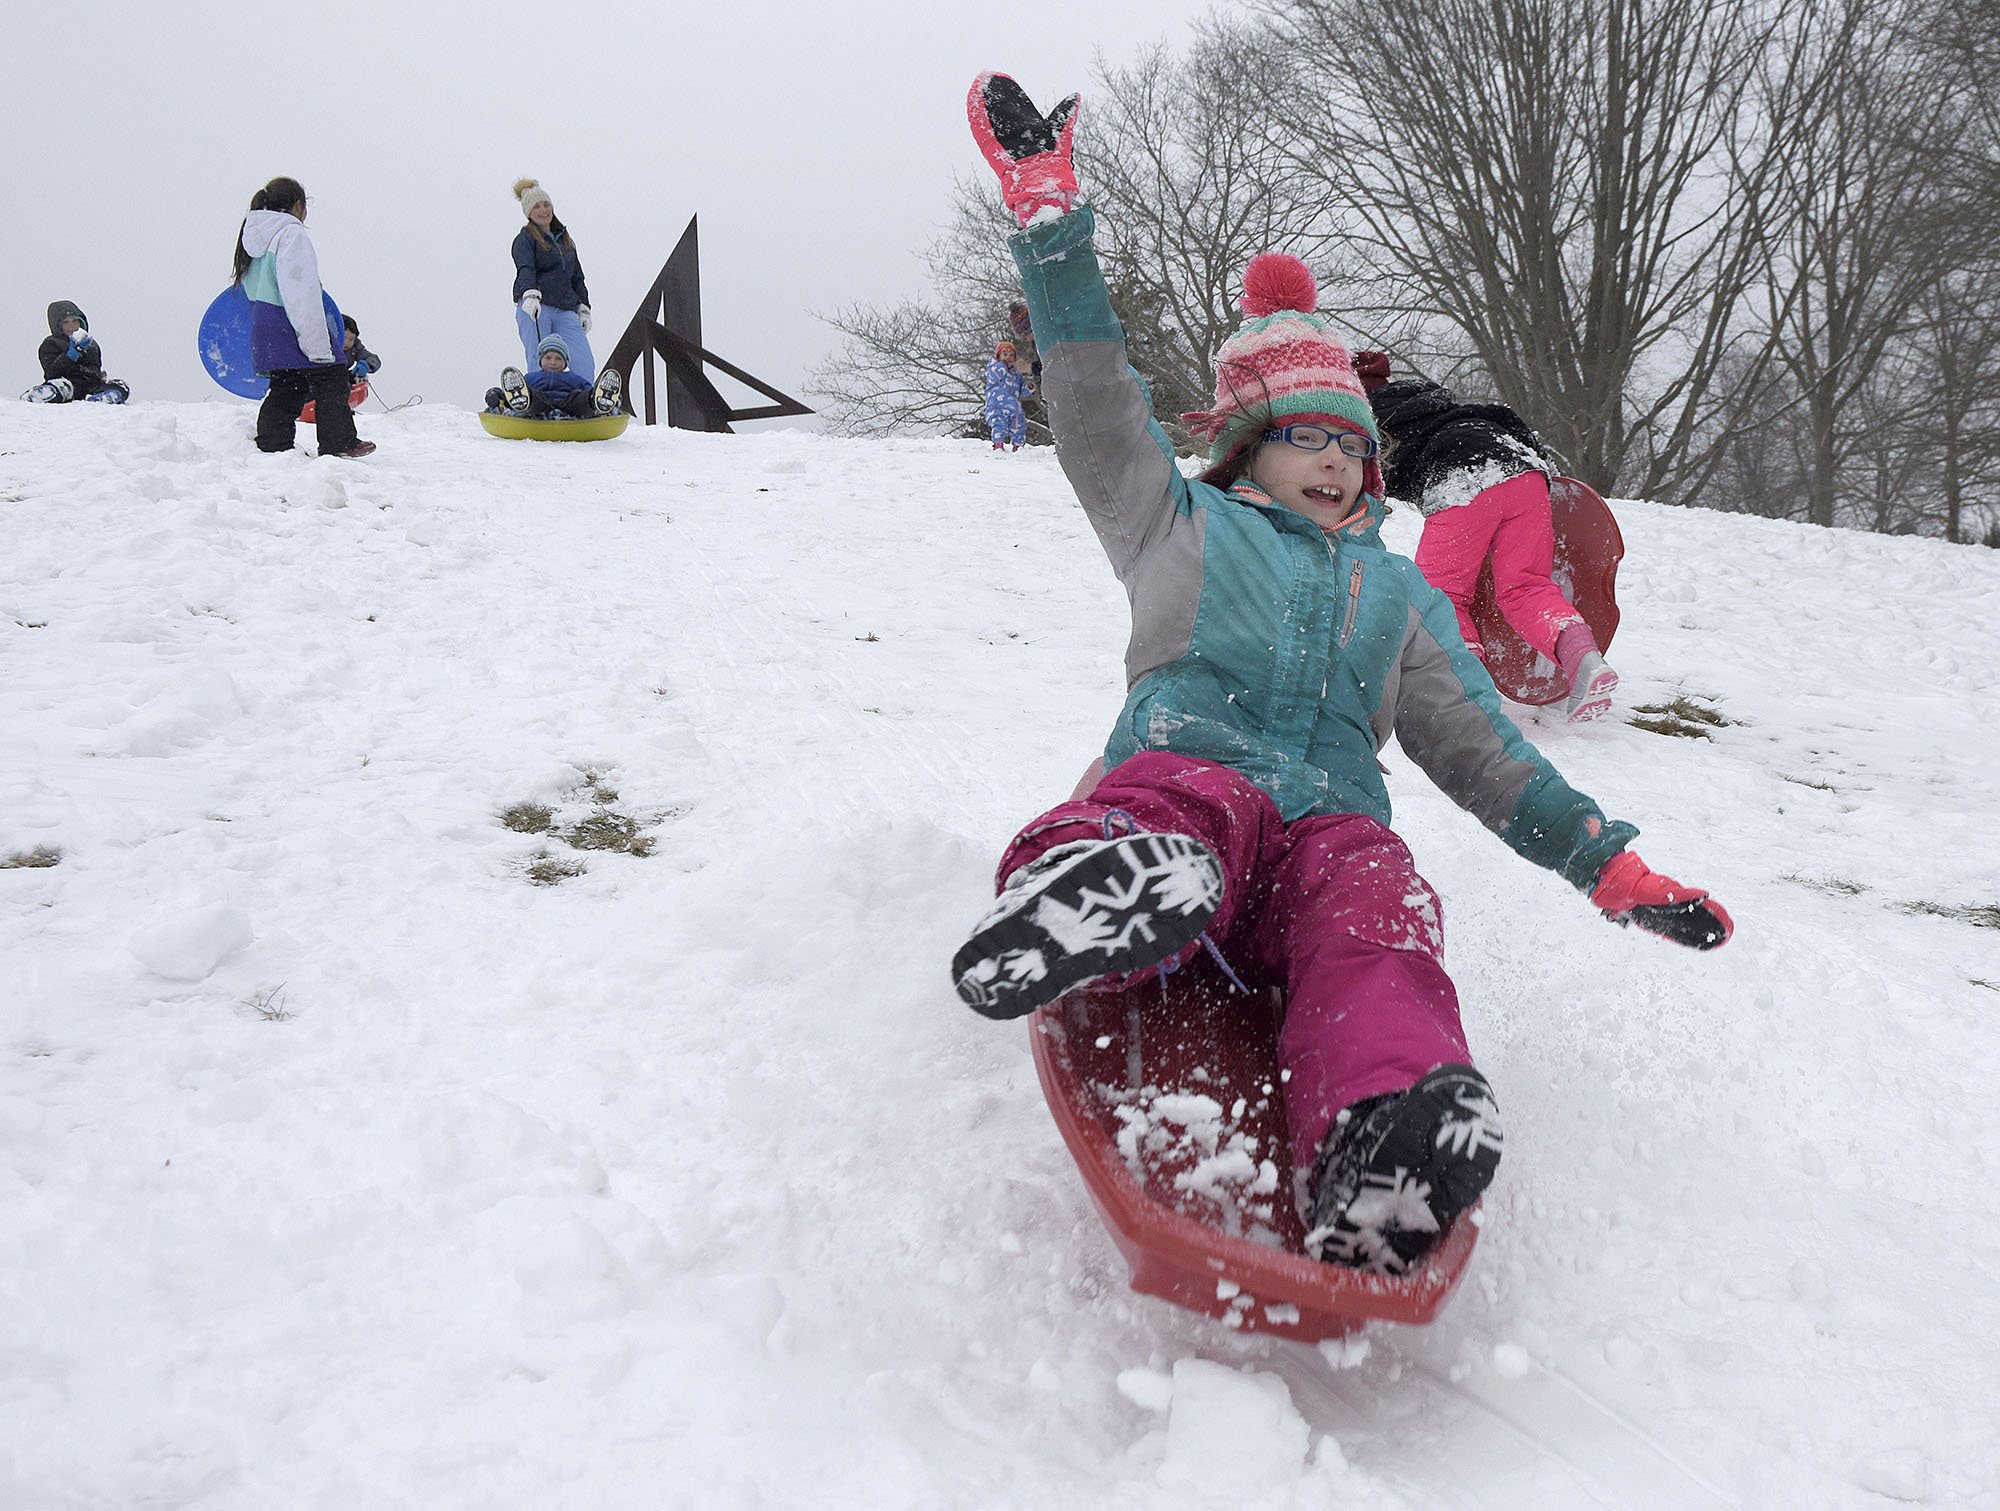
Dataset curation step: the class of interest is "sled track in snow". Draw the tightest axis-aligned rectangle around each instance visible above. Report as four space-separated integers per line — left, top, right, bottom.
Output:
1275 1347 1740 1511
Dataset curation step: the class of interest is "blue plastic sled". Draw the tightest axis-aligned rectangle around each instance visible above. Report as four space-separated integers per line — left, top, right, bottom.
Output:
197 284 343 399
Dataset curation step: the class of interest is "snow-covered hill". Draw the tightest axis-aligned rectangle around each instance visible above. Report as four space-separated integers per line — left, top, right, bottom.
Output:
4 400 1998 1510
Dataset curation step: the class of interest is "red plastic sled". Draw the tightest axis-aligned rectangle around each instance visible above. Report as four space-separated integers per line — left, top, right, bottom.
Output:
1026 767 1481 1341
1030 969 1480 1340
1471 476 1624 706
299 379 369 423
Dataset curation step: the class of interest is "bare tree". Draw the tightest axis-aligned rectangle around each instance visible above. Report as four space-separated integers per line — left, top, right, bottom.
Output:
811 23 1370 448
1746 0 1986 528
1262 0 1851 500
811 182 1040 440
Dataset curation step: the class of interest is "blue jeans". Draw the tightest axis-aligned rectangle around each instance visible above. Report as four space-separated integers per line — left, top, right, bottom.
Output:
516 305 594 380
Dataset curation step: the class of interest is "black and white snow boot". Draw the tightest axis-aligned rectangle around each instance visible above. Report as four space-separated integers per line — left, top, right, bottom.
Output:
950 831 1224 1020
499 367 530 414
1304 1064 1503 1276
592 367 623 415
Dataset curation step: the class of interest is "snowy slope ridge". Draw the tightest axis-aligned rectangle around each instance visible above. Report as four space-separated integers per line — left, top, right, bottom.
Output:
4 400 1998 1511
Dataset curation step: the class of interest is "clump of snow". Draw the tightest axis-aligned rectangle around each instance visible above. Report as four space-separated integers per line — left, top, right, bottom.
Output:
127 903 254 981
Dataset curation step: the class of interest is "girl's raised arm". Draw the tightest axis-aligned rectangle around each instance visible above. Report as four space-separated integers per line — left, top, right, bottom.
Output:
970 73 1186 579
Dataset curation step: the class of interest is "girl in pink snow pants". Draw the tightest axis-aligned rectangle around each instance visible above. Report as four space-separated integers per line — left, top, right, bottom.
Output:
1359 356 1620 722
954 72 1734 1277
994 751 1469 1177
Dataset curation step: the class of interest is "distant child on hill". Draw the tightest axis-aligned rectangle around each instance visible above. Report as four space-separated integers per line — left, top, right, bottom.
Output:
22 301 130 404
343 316 381 384
1358 352 1618 722
951 72 1733 1279
484 334 621 419
1007 300 1040 376
985 339 1033 450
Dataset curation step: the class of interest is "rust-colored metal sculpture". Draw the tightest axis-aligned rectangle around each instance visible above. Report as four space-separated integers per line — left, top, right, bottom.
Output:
599 216 813 432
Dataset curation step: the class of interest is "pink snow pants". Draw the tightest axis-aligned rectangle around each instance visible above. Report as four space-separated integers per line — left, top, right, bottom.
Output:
1414 470 1584 660
996 751 1471 1170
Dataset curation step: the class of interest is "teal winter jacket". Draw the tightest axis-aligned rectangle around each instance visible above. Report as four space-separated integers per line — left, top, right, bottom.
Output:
1010 207 1635 892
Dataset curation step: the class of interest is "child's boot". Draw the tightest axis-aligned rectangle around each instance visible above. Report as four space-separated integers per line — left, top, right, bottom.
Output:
83 379 130 405
951 831 1224 1019
1304 1064 1503 1276
499 367 530 414
1564 651 1619 723
21 378 73 403
591 368 623 415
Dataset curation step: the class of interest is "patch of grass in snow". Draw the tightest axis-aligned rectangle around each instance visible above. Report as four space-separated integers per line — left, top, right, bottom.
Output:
526 854 588 886
1786 875 2000 931
244 984 294 1021
500 802 555 834
0 844 62 869
506 770 671 881
1629 696 1732 740
1900 899 2000 930
559 810 655 857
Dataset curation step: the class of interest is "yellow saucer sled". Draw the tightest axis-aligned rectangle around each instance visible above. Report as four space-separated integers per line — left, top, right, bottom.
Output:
477 410 631 442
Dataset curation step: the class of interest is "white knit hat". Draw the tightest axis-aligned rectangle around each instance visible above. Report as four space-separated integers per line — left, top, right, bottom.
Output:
512 177 553 217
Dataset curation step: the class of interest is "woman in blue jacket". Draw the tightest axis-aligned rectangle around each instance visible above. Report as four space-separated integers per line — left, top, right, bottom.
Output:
231 176 373 458
510 178 594 379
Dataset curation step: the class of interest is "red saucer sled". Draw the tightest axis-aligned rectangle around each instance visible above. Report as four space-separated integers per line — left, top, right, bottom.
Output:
299 379 370 424
1027 765 1481 1341
1471 476 1624 706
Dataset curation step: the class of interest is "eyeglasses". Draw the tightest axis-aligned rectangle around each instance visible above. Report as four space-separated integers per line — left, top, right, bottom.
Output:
1262 424 1377 459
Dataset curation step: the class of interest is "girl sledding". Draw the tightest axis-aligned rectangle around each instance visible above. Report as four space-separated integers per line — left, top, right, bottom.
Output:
950 73 1732 1286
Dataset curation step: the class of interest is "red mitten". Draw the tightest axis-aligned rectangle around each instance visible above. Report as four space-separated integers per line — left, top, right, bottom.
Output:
968 73 1082 227
1591 851 1733 950
1355 350 1392 394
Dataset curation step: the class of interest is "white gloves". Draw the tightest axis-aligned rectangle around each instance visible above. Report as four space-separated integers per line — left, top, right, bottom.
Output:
578 304 591 332
519 291 542 319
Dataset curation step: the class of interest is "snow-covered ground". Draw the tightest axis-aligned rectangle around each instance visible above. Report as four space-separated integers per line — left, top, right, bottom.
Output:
4 399 1998 1510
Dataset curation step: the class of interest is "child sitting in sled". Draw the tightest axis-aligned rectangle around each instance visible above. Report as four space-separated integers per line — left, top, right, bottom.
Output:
950 73 1734 1278
22 300 130 404
1356 352 1620 722
984 338 1033 450
343 315 382 384
484 334 621 419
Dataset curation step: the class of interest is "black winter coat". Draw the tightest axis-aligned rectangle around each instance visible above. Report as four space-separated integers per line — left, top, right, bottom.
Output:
37 299 112 396
510 220 590 310
1370 378 1557 513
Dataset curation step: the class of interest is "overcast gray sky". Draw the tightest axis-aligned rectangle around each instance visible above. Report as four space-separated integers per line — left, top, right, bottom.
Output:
6 1 1222 426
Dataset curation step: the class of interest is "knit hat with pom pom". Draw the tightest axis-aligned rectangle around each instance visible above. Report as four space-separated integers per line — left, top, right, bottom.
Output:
1181 253 1378 476
513 177 553 217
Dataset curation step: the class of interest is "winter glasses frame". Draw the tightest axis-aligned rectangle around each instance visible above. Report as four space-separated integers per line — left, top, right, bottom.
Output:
1262 424 1378 459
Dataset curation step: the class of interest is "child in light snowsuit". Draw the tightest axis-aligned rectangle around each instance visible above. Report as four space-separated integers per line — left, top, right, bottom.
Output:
984 339 1032 449
22 301 129 404
484 333 621 419
952 74 1734 1277
232 175 374 458
1358 353 1618 722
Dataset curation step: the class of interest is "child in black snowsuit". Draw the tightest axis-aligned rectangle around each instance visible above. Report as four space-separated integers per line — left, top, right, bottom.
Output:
23 301 130 404
343 316 381 384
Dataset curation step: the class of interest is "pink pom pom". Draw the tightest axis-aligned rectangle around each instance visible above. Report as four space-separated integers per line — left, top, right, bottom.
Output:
1239 253 1317 318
